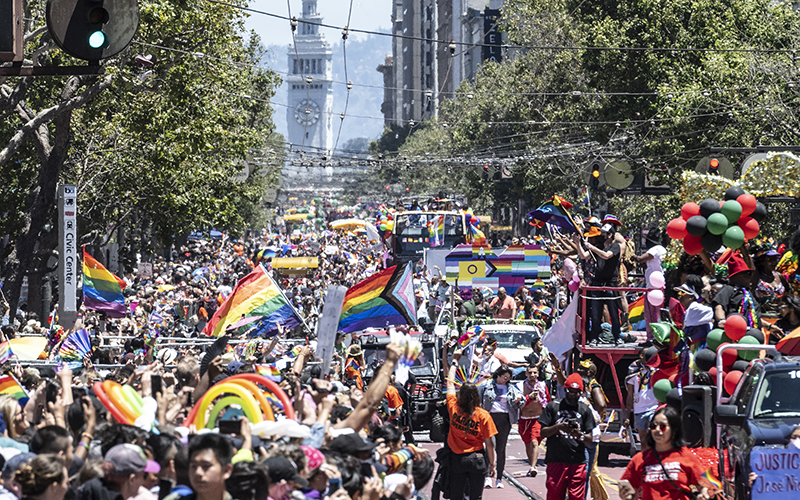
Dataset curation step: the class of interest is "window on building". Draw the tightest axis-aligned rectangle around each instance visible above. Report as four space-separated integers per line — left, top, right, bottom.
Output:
293 59 298 74
311 59 316 73
318 59 322 73
298 59 303 74
305 59 310 73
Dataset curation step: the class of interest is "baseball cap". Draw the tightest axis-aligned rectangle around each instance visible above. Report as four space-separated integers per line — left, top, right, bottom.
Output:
1 453 35 480
327 433 376 456
565 373 584 391
265 456 309 488
104 444 160 476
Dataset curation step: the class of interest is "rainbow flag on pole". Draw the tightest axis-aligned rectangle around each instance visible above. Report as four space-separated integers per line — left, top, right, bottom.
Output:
0 375 26 400
0 341 13 364
338 262 417 334
428 215 445 247
628 294 646 330
83 248 127 318
202 265 302 337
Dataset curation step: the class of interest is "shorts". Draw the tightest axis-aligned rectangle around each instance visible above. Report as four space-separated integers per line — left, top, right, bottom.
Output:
634 407 657 432
519 417 541 444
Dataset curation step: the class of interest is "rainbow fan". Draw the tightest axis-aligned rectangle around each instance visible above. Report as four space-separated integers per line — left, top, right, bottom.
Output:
447 365 490 389
58 329 93 362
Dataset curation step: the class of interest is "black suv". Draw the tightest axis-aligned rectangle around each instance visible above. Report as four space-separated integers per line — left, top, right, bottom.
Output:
358 330 444 433
715 357 800 500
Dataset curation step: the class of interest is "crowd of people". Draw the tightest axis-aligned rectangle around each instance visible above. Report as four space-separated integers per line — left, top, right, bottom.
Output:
0 197 799 500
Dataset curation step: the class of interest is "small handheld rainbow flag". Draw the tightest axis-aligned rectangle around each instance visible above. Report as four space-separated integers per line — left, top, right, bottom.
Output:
0 341 14 365
0 375 26 400
698 469 725 498
254 364 281 382
628 295 646 329
347 358 361 371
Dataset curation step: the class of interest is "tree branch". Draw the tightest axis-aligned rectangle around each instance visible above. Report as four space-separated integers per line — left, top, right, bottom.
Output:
0 74 113 166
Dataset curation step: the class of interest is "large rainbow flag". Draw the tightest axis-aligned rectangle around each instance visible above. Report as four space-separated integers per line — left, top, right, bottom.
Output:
203 265 302 337
628 294 646 330
338 262 417 334
83 248 127 318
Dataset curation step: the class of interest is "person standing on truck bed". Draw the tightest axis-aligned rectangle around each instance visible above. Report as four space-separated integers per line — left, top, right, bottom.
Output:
489 288 517 319
713 251 761 329
582 224 624 346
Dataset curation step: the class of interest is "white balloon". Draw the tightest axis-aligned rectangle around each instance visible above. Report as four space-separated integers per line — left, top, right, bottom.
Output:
649 271 665 289
647 289 664 306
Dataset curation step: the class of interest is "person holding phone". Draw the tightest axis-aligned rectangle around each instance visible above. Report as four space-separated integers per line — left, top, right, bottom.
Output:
618 407 709 500
444 349 497 500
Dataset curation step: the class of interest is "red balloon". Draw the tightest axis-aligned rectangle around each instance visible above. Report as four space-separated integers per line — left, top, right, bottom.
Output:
737 217 759 240
681 202 701 220
720 343 738 369
709 366 721 379
667 218 688 240
737 194 757 217
650 369 670 388
724 370 743 396
683 234 703 255
724 314 748 341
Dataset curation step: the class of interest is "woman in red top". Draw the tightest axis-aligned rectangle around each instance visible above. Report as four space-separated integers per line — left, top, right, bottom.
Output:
619 407 709 500
445 349 498 500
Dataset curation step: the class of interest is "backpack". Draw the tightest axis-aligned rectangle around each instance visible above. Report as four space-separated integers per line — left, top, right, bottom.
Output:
623 238 637 270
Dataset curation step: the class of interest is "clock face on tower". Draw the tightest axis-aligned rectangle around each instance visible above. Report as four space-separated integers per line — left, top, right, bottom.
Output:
294 99 321 127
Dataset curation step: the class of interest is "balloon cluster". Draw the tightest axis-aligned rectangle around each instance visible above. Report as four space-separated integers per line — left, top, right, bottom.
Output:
667 186 767 255
647 271 666 305
692 313 764 395
376 209 395 235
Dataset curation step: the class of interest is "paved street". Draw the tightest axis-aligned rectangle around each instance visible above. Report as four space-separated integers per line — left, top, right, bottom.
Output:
416 432 629 500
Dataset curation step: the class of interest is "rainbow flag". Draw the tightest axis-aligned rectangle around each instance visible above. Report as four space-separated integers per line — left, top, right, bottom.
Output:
0 376 26 400
581 186 590 206
255 364 281 382
698 470 724 497
0 341 13 364
347 358 361 370
203 265 302 337
428 216 445 247
628 295 646 330
338 262 417 334
83 248 127 318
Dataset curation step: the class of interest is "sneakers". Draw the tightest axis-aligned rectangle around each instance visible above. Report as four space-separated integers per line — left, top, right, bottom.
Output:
615 338 625 346
528 466 538 477
496 480 504 489
484 477 493 489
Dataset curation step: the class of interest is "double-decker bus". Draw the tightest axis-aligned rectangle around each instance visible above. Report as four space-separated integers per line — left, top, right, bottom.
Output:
390 211 468 264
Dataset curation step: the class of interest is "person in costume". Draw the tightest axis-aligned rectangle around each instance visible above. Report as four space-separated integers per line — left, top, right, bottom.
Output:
712 252 761 329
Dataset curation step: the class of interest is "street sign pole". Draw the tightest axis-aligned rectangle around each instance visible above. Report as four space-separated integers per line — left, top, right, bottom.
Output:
57 184 78 328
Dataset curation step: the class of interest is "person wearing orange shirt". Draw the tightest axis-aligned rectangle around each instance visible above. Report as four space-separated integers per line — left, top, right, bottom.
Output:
344 345 365 391
445 349 497 500
384 374 404 422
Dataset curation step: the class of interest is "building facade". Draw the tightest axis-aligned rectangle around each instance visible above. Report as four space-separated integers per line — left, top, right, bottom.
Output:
286 0 334 154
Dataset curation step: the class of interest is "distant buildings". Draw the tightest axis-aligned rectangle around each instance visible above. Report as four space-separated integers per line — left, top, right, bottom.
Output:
379 0 505 126
286 0 334 155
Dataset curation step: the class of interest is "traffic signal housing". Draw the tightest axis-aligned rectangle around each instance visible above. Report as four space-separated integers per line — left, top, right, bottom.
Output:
709 158 719 175
0 0 24 62
590 163 601 189
47 0 139 62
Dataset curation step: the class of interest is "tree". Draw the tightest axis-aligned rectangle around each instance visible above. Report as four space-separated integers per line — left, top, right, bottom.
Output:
0 0 281 316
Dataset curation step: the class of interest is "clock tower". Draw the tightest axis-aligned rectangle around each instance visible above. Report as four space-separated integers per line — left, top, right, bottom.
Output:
287 0 333 154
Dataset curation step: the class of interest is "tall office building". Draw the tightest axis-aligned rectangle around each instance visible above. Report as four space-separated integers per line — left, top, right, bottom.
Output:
286 0 334 154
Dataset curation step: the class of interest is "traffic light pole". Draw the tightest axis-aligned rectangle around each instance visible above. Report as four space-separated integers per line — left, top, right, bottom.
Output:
0 64 103 77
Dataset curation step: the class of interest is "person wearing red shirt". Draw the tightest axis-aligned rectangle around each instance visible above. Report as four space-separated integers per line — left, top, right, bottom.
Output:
619 407 710 500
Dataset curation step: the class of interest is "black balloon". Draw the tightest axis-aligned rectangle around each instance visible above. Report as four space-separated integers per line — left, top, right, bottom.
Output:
701 232 723 253
751 201 767 223
700 198 721 218
645 346 661 366
695 348 717 372
747 327 765 344
665 388 682 412
731 359 751 373
725 186 746 201
686 215 708 237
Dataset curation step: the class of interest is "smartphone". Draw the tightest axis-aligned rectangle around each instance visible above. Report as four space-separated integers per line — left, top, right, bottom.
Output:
328 478 342 492
360 461 373 478
218 419 240 434
151 375 162 395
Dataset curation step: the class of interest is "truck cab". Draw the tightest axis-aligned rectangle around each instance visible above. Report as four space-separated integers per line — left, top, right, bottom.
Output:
716 357 800 500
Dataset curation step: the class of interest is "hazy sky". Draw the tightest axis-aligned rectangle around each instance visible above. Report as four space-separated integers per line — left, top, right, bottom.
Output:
244 0 392 50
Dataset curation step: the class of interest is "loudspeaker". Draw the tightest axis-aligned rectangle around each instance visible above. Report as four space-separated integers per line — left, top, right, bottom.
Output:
681 385 716 448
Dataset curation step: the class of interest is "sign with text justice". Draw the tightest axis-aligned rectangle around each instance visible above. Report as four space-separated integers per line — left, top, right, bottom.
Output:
444 244 550 293
751 449 800 500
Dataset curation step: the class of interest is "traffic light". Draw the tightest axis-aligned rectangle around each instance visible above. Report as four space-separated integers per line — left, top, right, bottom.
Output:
47 0 139 62
590 164 601 189
708 158 719 175
0 0 23 62
482 165 489 180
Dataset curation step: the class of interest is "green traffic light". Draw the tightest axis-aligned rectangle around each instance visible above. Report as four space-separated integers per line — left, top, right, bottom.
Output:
88 31 106 49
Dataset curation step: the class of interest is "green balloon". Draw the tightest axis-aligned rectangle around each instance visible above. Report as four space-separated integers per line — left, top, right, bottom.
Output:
707 329 725 351
653 378 675 403
707 213 729 235
721 200 743 225
738 335 761 361
722 225 745 249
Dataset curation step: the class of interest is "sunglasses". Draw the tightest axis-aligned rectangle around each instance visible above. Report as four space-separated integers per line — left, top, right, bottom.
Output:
649 422 668 431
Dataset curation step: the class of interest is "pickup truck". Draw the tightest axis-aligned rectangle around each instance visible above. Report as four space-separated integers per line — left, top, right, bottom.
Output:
715 356 800 500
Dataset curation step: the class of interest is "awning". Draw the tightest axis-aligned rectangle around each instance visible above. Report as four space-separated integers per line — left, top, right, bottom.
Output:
270 257 319 269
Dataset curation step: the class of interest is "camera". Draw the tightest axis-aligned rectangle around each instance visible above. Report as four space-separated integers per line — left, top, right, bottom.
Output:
568 418 580 430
